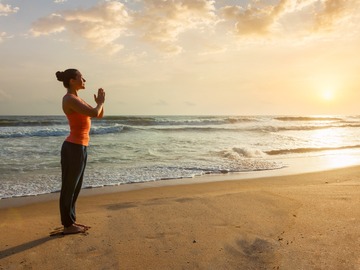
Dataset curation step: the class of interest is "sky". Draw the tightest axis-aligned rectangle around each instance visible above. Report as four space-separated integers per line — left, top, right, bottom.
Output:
0 0 360 116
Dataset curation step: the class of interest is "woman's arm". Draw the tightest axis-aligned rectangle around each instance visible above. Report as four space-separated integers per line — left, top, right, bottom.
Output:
63 88 105 117
98 107 104 118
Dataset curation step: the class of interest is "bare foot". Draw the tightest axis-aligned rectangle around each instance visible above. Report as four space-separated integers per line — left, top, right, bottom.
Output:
75 223 91 230
63 224 86 235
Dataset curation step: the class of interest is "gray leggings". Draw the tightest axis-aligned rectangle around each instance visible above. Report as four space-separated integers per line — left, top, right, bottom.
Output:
60 141 87 227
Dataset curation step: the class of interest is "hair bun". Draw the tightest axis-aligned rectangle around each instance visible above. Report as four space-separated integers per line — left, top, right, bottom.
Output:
56 71 64 82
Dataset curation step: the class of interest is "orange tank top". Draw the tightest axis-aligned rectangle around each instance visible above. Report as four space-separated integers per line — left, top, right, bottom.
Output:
65 96 91 146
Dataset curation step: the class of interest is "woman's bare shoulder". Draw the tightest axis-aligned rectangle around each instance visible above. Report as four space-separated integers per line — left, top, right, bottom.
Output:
63 94 83 105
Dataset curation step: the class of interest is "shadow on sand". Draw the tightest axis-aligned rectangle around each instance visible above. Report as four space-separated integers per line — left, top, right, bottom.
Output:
0 235 61 260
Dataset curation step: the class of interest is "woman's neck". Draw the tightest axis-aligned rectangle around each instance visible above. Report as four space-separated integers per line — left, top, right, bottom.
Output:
67 88 78 96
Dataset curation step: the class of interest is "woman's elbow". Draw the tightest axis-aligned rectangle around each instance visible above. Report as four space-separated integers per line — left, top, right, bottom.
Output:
89 110 100 118
91 109 103 118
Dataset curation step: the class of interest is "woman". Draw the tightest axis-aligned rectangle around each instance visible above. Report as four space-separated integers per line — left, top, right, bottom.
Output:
56 68 105 234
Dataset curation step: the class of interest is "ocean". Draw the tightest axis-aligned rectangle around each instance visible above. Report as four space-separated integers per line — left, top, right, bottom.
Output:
1 115 360 199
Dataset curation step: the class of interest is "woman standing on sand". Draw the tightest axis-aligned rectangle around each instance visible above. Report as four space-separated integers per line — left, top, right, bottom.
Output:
56 69 105 234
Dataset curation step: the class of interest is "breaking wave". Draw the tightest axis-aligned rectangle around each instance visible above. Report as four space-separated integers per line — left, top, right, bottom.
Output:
265 145 360 155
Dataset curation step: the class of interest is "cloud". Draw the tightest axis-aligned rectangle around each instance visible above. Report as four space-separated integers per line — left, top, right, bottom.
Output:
133 0 218 54
0 2 19 16
0 31 6 42
221 1 284 36
31 1 131 54
31 0 218 55
220 0 313 36
29 0 360 55
314 0 356 31
221 0 358 37
54 0 68 3
0 31 12 43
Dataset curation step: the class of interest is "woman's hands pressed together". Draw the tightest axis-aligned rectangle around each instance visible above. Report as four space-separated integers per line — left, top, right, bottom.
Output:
94 88 105 105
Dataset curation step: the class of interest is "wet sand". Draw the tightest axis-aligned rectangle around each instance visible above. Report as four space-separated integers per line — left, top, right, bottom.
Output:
0 166 359 269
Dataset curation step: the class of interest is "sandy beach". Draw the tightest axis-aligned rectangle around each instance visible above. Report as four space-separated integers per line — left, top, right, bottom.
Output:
0 166 359 270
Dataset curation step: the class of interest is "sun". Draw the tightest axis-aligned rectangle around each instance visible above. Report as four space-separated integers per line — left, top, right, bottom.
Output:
310 73 341 103
319 83 337 102
321 89 335 101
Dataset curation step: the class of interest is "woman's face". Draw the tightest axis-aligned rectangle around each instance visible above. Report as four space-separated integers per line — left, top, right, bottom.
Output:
70 71 86 90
